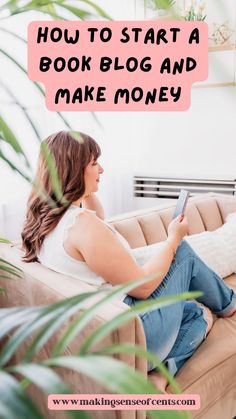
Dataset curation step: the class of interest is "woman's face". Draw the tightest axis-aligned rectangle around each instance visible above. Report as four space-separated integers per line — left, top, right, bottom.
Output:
84 157 104 195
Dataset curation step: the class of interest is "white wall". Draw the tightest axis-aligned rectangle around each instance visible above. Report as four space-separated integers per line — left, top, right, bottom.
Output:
0 1 235 221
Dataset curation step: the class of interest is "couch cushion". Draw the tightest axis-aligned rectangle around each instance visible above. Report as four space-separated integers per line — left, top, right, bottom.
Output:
194 199 223 231
113 219 147 248
109 195 226 248
185 203 206 235
216 195 236 222
137 213 167 245
0 244 129 312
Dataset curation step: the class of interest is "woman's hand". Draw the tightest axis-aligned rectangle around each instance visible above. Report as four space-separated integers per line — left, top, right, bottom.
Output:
167 215 189 252
72 211 188 300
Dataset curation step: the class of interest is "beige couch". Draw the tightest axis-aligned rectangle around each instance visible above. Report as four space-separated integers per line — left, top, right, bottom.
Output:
1 193 236 419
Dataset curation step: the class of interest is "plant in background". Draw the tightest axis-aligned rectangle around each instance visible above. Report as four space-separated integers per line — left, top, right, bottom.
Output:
147 0 176 10
181 1 206 21
144 0 178 20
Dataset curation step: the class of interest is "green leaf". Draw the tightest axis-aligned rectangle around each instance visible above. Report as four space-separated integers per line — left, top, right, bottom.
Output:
0 371 43 419
79 291 203 354
54 0 112 20
0 238 11 244
45 354 158 393
93 343 181 393
51 1 93 20
40 141 68 204
0 291 105 366
26 274 159 360
1 0 112 20
0 266 21 278
9 363 91 418
0 258 22 272
79 0 113 20
0 27 26 43
45 355 185 419
0 0 112 20
0 81 41 142
9 363 70 394
31 178 58 208
0 262 22 279
0 307 40 340
0 147 31 183
0 114 30 166
52 273 161 356
0 29 71 130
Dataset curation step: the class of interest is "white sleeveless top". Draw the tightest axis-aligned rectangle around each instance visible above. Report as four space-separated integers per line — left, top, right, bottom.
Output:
38 205 134 289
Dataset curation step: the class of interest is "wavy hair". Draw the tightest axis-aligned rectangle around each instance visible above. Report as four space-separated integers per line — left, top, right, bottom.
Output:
21 131 100 262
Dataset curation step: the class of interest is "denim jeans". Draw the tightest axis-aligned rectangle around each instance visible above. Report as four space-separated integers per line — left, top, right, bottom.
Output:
123 240 236 375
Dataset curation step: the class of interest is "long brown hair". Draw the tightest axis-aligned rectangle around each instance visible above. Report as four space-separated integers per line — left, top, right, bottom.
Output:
21 131 100 262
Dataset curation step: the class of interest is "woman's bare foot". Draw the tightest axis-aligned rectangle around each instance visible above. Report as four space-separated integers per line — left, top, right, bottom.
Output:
148 371 168 393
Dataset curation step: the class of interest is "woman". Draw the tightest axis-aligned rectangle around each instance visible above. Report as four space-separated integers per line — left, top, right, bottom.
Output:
22 131 236 392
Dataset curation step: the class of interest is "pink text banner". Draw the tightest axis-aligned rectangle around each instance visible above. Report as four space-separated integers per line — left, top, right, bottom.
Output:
28 21 208 111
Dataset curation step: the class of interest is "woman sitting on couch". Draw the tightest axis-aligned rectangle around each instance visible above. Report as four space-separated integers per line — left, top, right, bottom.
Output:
21 131 236 391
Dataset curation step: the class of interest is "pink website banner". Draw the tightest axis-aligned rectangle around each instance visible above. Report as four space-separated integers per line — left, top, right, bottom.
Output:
48 394 201 410
28 21 208 112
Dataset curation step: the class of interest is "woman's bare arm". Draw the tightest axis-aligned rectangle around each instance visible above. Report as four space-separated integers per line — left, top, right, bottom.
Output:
81 193 105 220
70 212 188 299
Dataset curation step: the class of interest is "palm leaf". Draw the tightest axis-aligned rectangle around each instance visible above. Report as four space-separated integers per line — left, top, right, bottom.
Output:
9 363 71 394
0 81 41 141
45 355 185 419
0 291 106 366
0 258 21 272
52 0 112 20
1 0 112 19
40 141 68 204
94 343 181 392
0 114 30 166
78 0 113 20
0 265 22 278
0 258 22 279
0 307 42 339
0 238 11 244
0 46 71 130
0 371 43 419
5 3 69 20
49 1 94 20
0 147 31 183
52 273 162 356
7 364 90 419
0 27 26 42
79 291 202 354
24 274 162 359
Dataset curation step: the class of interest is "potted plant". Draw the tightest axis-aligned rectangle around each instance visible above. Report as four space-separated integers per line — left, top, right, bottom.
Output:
145 0 176 19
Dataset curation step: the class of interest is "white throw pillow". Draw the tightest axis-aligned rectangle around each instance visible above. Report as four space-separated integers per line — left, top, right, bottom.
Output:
132 212 236 279
185 212 236 278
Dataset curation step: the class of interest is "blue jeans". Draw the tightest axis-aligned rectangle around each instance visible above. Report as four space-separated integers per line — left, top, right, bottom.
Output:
123 240 236 375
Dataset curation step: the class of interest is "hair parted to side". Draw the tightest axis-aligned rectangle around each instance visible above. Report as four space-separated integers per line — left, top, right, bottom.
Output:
21 130 101 263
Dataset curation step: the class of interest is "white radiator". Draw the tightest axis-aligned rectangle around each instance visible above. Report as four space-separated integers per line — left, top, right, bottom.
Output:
133 176 236 209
